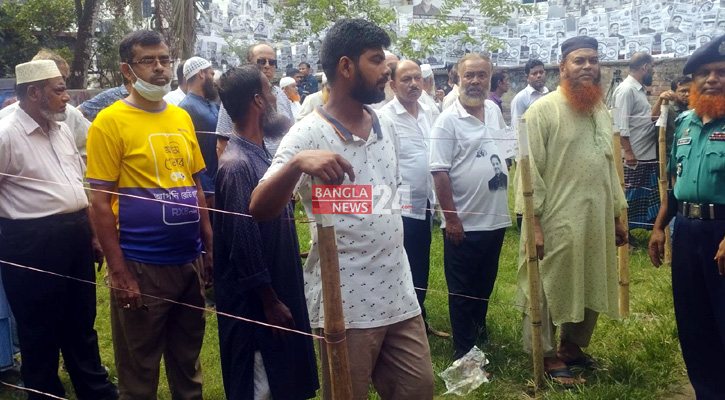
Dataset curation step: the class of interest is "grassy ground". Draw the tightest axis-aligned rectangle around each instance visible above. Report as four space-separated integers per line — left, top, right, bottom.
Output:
0 197 688 399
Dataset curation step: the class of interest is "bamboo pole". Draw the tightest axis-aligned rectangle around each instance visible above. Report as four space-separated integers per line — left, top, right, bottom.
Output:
315 210 353 399
657 100 673 265
611 110 630 317
517 119 545 390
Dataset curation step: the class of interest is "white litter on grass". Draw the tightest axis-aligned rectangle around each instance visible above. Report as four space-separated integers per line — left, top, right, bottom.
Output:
439 346 490 396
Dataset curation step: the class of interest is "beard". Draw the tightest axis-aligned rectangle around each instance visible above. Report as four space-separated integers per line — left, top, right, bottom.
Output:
286 91 301 103
689 88 725 120
643 71 654 86
39 96 66 122
260 101 290 141
351 70 387 104
458 86 488 107
560 71 603 115
202 78 218 101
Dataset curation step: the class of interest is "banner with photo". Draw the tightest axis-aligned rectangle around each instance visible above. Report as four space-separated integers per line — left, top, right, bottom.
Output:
637 3 666 34
598 37 620 60
660 33 690 57
624 35 655 58
496 38 521 66
578 13 609 38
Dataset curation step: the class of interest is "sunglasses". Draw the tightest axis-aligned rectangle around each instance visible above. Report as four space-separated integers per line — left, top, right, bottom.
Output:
256 58 278 68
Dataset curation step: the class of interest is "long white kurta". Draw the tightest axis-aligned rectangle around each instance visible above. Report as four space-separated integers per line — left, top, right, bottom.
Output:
514 89 628 326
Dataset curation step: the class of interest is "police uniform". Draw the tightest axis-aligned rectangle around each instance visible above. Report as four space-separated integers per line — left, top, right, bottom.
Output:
667 34 725 399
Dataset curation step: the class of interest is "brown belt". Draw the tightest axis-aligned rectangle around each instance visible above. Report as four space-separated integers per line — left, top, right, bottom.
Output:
678 202 725 220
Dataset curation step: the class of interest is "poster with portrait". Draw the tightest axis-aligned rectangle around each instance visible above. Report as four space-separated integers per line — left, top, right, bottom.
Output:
412 0 442 18
668 3 698 33
295 44 309 67
660 33 689 57
624 35 654 58
636 3 666 34
496 38 521 66
608 9 634 38
577 13 609 39
253 19 268 39
529 37 553 63
598 37 620 60
696 33 714 49
280 46 293 70
566 0 584 14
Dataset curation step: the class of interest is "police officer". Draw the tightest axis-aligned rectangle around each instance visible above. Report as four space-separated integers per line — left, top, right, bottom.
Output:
649 34 725 399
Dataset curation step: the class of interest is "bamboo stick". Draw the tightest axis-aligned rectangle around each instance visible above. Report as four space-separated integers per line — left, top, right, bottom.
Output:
315 211 353 399
517 119 545 391
657 100 673 265
611 111 630 317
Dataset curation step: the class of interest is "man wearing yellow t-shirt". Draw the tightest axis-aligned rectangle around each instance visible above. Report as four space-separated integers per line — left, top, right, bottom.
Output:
86 30 213 399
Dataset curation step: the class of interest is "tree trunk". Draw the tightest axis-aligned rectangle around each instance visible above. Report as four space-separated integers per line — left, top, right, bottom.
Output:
67 0 101 89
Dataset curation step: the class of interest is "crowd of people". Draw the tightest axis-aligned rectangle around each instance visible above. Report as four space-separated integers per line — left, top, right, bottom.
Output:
0 16 724 400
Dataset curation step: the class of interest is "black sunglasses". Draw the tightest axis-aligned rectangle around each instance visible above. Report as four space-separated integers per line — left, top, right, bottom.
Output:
256 57 278 68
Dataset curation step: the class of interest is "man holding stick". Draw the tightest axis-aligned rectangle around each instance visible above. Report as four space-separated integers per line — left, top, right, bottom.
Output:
515 37 628 385
250 19 434 400
649 34 725 398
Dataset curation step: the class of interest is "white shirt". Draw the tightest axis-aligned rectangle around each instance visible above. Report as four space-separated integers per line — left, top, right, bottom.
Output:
612 75 657 160
163 87 186 106
510 84 550 127
0 107 88 219
0 102 90 157
442 85 459 110
261 106 420 330
290 101 301 121
379 97 435 220
297 91 324 121
419 91 441 122
430 99 512 231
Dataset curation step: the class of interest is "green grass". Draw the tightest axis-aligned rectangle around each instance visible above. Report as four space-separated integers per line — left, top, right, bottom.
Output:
0 200 687 399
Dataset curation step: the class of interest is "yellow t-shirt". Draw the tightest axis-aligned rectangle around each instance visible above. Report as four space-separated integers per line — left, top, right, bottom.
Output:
86 100 206 265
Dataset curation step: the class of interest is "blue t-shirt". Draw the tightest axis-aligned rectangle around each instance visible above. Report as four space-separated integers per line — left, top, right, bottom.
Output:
179 93 220 194
80 85 129 121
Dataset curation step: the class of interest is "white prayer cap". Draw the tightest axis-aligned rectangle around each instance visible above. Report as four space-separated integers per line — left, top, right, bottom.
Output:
280 76 296 88
15 60 61 85
321 73 327 85
183 56 212 81
384 50 397 58
420 64 433 78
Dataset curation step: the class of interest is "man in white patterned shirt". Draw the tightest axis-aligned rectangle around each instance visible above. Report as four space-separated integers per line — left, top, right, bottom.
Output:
250 19 434 400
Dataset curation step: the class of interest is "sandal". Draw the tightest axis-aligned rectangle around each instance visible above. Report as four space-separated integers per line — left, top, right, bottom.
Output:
563 353 598 370
545 367 578 389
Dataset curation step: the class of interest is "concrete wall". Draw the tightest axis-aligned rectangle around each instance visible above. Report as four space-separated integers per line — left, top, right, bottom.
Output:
492 57 687 123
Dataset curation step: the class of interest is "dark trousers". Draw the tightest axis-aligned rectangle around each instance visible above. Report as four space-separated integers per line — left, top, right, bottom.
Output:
443 228 506 359
402 213 431 325
671 215 725 399
0 211 117 400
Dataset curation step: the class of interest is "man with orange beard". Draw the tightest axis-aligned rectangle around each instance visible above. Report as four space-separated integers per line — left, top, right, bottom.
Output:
649 35 725 398
514 37 628 386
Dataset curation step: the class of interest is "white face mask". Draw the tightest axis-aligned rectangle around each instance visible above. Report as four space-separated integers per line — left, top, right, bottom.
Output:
128 67 170 101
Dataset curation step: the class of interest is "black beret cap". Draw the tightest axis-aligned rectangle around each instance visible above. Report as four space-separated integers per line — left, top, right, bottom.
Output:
560 36 598 60
683 34 725 75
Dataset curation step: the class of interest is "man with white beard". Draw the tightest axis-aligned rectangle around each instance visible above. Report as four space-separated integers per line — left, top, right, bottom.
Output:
430 53 511 360
0 60 118 400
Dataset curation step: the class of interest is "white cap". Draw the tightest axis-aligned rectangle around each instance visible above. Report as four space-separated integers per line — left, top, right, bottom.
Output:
384 50 396 58
15 60 61 85
321 73 327 85
280 76 296 88
420 64 433 78
183 56 212 81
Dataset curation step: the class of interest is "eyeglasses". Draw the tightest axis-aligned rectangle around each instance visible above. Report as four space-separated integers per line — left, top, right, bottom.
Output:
256 58 278 68
130 58 173 68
